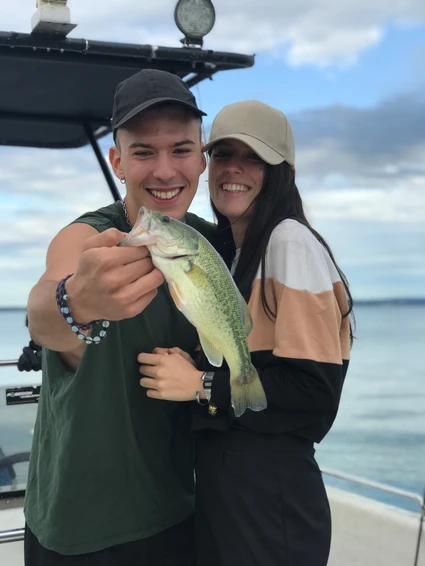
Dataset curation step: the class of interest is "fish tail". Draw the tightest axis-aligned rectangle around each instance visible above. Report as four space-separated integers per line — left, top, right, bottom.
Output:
231 365 267 418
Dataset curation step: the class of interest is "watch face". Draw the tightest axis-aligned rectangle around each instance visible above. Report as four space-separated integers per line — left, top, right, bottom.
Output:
175 0 215 38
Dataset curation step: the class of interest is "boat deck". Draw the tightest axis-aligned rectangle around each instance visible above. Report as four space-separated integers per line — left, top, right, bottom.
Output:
328 487 425 566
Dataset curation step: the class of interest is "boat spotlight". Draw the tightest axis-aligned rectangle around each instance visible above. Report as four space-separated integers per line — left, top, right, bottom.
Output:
31 0 76 36
174 0 216 47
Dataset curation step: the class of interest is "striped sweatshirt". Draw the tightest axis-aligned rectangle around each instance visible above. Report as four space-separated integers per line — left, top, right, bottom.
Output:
192 219 350 443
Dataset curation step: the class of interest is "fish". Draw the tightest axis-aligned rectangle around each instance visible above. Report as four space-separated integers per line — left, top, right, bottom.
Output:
119 206 267 417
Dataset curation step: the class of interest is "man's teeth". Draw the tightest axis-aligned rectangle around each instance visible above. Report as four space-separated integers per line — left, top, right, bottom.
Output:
222 183 249 193
150 189 181 200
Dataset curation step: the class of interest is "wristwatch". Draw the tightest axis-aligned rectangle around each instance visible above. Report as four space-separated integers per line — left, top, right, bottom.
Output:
201 371 214 402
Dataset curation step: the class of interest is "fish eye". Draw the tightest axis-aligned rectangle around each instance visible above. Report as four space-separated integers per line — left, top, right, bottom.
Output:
161 215 170 223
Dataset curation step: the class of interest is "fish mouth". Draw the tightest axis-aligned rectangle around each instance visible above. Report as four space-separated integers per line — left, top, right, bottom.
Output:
118 207 155 247
120 207 194 260
155 252 189 261
134 206 153 232
119 225 157 247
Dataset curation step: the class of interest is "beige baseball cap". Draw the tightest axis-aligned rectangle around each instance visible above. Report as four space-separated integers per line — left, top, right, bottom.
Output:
203 100 295 166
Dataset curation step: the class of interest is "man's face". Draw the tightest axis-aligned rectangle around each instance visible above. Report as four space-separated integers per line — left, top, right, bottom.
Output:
109 106 206 222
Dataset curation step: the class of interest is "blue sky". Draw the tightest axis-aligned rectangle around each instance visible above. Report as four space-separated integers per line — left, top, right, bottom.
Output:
0 0 424 305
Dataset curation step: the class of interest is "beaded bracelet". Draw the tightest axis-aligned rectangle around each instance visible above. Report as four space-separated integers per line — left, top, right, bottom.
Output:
56 274 110 345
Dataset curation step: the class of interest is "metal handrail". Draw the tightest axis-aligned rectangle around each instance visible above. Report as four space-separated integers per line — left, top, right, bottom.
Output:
0 453 30 470
0 529 24 544
322 467 424 509
0 360 18 367
322 467 425 566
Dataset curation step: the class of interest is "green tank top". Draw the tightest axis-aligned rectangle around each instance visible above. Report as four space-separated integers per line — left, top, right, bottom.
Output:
24 202 216 555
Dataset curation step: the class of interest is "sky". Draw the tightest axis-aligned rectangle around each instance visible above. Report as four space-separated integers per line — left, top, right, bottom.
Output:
0 0 424 306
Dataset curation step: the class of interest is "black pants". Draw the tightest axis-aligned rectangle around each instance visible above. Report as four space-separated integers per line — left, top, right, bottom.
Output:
195 428 331 566
25 516 195 566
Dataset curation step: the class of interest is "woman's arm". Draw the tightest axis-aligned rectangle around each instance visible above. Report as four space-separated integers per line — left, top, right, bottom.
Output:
208 225 351 437
204 355 347 436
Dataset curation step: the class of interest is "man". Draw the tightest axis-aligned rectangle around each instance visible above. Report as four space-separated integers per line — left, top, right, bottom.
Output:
25 69 214 566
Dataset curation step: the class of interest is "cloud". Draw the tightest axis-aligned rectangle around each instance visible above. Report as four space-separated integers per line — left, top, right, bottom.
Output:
304 184 425 223
289 92 425 223
304 216 425 300
293 94 425 168
2 0 424 67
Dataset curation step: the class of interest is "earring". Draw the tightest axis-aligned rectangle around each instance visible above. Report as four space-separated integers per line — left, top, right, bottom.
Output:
120 178 126 185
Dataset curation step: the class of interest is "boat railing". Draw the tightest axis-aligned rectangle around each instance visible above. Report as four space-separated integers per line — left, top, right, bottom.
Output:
0 360 19 367
322 467 425 566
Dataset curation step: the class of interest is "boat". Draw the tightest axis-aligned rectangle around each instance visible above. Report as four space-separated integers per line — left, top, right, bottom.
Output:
0 2 423 565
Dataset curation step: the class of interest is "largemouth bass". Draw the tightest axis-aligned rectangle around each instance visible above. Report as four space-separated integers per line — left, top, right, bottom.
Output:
119 207 267 417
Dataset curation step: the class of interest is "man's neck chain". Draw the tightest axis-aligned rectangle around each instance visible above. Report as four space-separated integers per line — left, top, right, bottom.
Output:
120 199 132 231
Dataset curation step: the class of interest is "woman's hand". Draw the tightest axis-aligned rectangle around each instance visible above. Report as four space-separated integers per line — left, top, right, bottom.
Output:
152 346 196 367
138 350 204 401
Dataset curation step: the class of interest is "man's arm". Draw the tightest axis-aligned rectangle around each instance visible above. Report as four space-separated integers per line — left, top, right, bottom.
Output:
27 222 164 370
27 223 97 355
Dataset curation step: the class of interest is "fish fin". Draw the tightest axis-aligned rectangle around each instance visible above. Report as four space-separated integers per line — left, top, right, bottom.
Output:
231 365 267 417
182 261 212 284
198 331 223 367
168 281 187 311
183 259 194 273
238 293 253 336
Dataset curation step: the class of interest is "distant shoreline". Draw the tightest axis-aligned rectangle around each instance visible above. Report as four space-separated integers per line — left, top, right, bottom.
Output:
1 298 425 310
354 298 425 306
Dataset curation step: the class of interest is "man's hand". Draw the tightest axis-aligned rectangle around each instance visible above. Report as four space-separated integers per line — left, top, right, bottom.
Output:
65 228 165 323
27 223 165 356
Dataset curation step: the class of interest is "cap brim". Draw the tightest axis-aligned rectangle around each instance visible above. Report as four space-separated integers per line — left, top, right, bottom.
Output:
203 133 286 166
114 97 207 130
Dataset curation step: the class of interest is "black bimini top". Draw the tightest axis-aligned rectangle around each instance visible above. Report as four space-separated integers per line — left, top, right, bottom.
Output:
0 31 254 149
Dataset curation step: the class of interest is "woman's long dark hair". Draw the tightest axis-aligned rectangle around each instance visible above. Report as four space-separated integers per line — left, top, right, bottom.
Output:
212 161 355 345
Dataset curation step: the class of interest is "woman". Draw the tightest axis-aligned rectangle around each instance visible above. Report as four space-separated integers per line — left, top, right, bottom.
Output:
138 100 353 566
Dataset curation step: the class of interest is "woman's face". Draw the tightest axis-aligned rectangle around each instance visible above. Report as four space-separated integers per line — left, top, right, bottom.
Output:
208 138 266 222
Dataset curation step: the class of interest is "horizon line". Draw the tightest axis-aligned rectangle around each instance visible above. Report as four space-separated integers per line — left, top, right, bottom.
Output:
1 297 425 310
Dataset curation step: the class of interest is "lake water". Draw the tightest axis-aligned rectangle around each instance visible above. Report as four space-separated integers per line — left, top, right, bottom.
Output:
0 305 424 512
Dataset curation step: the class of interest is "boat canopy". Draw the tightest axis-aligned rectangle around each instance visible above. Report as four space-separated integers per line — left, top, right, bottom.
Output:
0 31 254 149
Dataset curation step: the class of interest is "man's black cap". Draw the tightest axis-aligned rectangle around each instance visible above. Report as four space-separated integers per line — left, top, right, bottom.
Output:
112 69 207 132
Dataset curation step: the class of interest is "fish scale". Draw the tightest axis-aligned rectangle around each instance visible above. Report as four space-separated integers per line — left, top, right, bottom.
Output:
171 238 250 380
